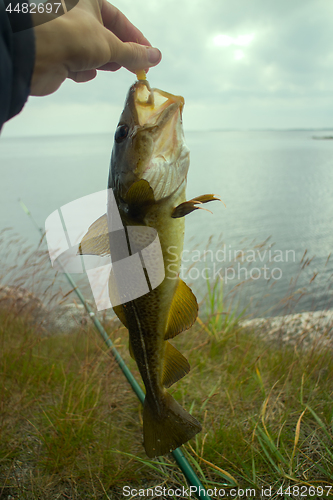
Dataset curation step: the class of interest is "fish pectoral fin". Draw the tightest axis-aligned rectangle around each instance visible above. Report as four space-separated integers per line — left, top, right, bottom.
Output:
162 341 190 388
78 213 110 256
165 279 198 340
113 304 128 329
125 179 155 214
171 194 221 218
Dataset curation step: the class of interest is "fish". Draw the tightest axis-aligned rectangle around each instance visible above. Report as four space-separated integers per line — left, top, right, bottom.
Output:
79 77 220 457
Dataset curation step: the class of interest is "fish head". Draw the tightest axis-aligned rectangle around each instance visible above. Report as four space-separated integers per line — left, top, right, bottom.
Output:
109 80 190 203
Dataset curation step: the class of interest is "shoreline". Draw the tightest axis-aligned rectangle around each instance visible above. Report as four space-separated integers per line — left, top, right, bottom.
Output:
1 284 333 348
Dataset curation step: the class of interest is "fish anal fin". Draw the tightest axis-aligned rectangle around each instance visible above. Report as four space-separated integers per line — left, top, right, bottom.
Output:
164 279 198 340
143 392 202 458
162 341 190 388
78 213 110 256
171 194 221 218
113 304 133 357
113 304 128 328
129 338 135 360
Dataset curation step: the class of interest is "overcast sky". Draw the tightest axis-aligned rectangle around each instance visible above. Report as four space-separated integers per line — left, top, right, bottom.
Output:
3 0 333 137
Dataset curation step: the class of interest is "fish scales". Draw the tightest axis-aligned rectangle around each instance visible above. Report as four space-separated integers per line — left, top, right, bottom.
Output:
80 79 220 457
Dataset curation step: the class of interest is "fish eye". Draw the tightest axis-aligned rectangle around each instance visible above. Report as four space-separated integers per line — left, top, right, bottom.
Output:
115 124 129 143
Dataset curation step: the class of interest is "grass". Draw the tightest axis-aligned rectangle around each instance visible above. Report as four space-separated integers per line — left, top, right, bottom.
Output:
1 231 333 499
1 300 333 499
204 275 247 340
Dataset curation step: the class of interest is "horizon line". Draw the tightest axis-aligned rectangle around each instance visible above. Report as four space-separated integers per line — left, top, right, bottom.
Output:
2 127 333 140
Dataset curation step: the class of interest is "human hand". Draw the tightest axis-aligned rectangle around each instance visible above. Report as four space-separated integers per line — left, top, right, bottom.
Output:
30 0 161 96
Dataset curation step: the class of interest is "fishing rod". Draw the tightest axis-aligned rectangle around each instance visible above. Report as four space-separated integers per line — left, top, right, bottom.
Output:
19 199 212 500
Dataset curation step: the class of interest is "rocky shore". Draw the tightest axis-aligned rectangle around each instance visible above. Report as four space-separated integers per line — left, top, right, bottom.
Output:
240 309 333 350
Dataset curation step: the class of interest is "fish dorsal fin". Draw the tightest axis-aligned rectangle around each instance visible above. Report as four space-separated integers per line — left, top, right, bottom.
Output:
164 279 198 340
79 213 110 256
125 179 155 214
113 304 128 328
162 341 190 388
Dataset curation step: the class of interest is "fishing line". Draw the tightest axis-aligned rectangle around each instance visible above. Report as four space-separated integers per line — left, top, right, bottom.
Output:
19 199 212 500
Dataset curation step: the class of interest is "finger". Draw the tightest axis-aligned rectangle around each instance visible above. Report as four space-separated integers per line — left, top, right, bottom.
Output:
97 63 151 75
68 69 97 83
101 0 151 46
98 62 121 71
109 36 161 73
98 62 152 75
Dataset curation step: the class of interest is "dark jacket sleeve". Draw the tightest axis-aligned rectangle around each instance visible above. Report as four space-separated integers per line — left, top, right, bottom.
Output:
0 0 35 131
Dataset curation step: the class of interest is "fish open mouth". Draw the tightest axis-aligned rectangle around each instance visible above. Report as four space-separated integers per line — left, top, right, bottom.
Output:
129 81 189 201
134 80 184 128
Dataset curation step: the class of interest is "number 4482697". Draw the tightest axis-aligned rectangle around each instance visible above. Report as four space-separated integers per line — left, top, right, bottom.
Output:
277 485 333 496
5 3 62 13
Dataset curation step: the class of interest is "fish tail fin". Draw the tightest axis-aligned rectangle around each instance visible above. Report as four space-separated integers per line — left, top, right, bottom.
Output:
143 392 202 458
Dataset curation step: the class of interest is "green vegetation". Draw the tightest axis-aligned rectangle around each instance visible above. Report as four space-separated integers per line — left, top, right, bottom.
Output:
1 230 332 498
1 294 333 499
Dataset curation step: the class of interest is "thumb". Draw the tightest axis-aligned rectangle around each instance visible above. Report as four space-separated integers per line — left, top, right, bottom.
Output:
112 39 162 73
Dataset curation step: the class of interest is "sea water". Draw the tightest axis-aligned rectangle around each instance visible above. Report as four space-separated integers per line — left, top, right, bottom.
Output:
0 130 332 317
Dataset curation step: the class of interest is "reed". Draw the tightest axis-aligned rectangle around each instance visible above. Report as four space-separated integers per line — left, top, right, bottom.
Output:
1 232 333 499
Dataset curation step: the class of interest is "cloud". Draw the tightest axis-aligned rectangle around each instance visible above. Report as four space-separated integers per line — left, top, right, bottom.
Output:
3 0 333 136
